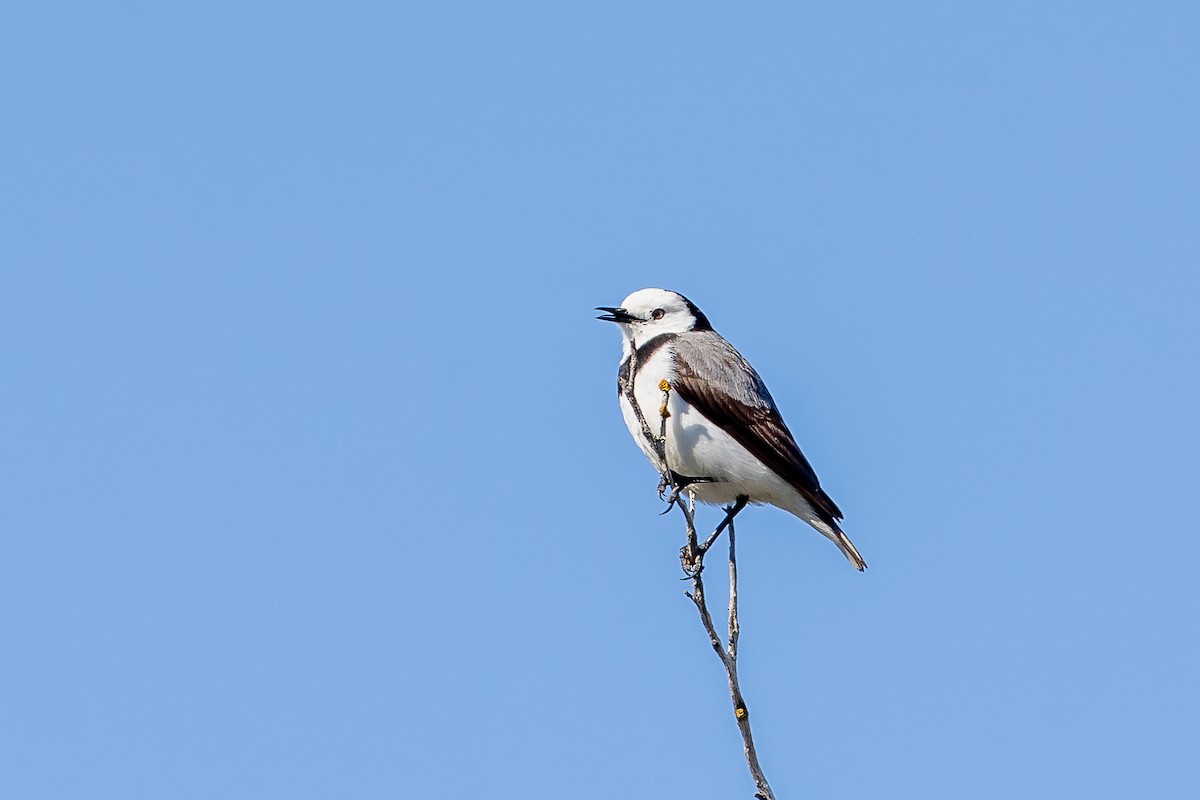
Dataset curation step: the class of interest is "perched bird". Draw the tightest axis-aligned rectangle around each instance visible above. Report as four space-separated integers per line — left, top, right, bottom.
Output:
597 288 866 571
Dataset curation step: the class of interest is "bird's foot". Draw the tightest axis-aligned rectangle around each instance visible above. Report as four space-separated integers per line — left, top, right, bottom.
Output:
660 487 686 515
657 473 672 500
659 472 719 511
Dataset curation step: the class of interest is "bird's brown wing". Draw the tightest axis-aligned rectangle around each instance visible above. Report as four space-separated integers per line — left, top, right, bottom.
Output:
672 333 843 525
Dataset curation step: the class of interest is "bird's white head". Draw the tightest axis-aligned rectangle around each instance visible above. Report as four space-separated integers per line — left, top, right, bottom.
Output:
596 288 712 351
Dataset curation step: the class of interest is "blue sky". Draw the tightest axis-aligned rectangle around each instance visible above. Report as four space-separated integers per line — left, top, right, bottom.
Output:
3 2 1198 798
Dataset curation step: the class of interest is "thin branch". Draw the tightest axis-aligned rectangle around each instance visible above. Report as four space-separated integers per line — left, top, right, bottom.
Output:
677 495 775 800
623 369 776 797
725 518 773 800
728 520 739 659
679 495 724 659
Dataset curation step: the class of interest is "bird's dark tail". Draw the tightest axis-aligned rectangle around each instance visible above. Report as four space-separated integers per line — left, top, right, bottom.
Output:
808 516 867 571
784 496 868 571
833 529 867 571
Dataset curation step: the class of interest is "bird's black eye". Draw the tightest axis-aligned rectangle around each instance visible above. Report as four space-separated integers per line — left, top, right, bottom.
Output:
651 308 665 320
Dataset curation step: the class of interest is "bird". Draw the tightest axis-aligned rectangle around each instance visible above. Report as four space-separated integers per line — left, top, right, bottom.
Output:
597 288 866 571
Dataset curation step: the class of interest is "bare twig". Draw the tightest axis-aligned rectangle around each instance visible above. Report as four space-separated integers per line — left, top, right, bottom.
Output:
678 494 775 800
621 365 776 797
728 522 740 658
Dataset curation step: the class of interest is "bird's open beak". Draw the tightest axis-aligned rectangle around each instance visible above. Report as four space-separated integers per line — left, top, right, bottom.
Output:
595 306 639 323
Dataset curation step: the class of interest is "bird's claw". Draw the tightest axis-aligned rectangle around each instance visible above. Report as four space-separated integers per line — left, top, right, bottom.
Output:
660 482 686 514
658 473 684 512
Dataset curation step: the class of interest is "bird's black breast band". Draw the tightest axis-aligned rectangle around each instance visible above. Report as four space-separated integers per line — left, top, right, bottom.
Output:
616 333 677 397
617 333 717 488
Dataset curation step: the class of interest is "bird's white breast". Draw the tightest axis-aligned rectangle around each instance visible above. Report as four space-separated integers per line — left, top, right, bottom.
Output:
618 341 797 508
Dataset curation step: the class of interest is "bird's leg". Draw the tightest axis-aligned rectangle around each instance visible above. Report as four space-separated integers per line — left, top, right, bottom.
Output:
660 473 717 514
660 470 689 513
699 495 749 555
680 492 747 577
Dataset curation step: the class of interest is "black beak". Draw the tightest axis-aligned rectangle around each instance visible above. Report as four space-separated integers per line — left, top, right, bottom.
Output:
595 306 640 323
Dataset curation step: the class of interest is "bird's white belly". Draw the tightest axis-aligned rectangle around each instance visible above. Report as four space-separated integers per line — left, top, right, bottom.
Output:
618 346 795 507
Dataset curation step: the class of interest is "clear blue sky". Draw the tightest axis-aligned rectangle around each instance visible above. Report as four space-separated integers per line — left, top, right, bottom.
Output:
3 2 1198 798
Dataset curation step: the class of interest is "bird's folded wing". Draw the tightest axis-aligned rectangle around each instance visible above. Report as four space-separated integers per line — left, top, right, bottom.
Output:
672 333 844 524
